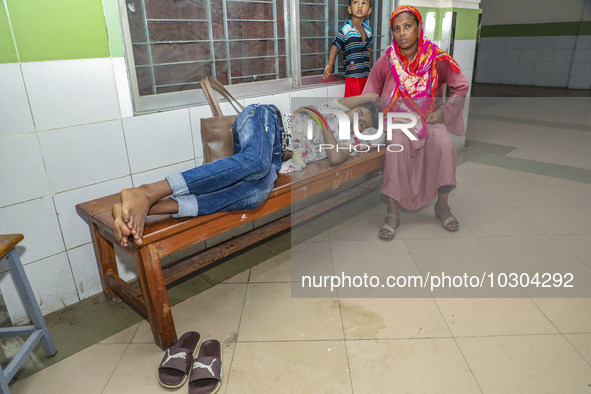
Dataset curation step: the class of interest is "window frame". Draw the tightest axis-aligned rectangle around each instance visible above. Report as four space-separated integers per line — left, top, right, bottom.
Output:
117 0 390 114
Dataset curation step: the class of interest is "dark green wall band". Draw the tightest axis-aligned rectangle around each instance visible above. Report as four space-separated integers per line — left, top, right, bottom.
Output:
482 21 591 37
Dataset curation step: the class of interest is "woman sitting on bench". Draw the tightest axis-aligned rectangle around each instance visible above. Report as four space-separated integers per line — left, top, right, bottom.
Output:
113 94 381 247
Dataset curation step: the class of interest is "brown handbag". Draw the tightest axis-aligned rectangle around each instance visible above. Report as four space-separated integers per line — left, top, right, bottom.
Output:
200 76 244 163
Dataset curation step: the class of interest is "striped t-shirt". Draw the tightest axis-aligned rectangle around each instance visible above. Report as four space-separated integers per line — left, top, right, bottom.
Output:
331 20 373 79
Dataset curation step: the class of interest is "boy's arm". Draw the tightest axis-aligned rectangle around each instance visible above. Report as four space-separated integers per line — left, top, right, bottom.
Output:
323 44 339 79
337 93 379 109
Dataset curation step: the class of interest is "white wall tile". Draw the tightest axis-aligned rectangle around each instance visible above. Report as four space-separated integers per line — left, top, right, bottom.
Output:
534 62 553 75
489 49 505 62
0 197 64 267
551 61 571 76
123 109 193 173
21 59 120 131
505 49 520 62
568 76 584 89
0 134 50 208
536 49 554 62
582 76 591 89
477 48 490 62
533 74 551 86
132 160 195 187
544 36 558 49
53 177 133 250
549 74 569 87
502 61 518 73
556 36 577 49
290 87 328 109
38 120 130 193
487 72 502 84
0 64 35 138
476 61 488 74
576 35 591 50
573 49 588 63
114 246 138 282
475 71 487 83
489 37 506 49
0 252 79 324
478 38 491 50
520 49 537 62
112 57 134 119
521 37 538 49
518 62 536 74
505 36 522 49
585 63 591 77
571 62 586 77
501 73 517 85
554 49 574 62
489 61 504 73
327 84 346 99
516 74 534 85
67 243 102 300
453 40 476 70
244 92 290 114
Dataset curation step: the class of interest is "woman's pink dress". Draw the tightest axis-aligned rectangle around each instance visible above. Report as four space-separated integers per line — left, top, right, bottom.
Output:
363 53 470 210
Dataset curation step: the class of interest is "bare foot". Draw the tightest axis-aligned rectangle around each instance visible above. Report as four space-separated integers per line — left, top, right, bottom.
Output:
112 203 133 247
120 186 155 246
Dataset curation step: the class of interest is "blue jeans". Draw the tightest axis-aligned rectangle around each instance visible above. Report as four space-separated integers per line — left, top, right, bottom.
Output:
165 104 283 217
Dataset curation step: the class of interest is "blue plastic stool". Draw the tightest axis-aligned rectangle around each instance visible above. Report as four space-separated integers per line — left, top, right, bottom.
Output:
0 234 57 394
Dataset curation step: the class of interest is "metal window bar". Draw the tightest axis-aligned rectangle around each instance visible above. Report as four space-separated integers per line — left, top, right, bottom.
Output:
140 0 157 94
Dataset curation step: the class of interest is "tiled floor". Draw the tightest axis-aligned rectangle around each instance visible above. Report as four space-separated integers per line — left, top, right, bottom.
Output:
5 84 591 393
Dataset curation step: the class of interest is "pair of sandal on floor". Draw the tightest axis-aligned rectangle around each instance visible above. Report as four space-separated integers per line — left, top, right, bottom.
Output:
158 332 222 394
379 205 459 240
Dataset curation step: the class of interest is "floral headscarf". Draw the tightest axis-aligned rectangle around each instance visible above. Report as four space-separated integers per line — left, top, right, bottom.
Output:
384 5 461 138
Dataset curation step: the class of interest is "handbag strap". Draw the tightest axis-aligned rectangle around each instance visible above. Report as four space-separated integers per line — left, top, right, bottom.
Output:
200 76 244 117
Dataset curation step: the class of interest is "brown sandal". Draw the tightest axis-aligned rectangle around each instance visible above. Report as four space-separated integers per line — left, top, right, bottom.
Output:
379 213 400 240
188 340 223 394
435 205 459 231
158 331 201 388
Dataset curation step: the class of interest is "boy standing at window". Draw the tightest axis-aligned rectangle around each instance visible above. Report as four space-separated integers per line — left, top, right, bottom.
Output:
323 0 373 97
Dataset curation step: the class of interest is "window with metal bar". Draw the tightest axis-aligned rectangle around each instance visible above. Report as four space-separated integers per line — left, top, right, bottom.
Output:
119 0 390 112
299 0 390 85
125 0 289 96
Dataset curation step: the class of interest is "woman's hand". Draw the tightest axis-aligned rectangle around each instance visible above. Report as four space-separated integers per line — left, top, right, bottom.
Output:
426 108 444 124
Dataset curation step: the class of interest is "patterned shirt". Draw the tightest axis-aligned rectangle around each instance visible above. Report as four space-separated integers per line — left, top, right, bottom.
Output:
331 20 373 79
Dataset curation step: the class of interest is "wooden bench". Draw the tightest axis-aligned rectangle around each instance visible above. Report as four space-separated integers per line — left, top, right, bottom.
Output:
76 150 385 350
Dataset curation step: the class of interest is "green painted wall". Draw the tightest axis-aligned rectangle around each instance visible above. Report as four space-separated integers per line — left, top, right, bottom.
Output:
0 3 18 63
5 0 110 62
103 0 124 57
481 21 591 37
415 7 482 41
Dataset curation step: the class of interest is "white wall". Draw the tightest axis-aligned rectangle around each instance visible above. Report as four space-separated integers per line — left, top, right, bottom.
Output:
481 0 591 25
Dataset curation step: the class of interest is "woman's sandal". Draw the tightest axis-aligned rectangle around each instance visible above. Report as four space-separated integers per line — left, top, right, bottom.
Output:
188 339 223 394
435 205 459 232
378 213 400 240
158 331 201 388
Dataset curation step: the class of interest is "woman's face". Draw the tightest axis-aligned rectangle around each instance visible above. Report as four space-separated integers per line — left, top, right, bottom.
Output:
391 12 419 51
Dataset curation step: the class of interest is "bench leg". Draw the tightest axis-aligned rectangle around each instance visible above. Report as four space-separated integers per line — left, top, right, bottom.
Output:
135 245 177 350
90 223 121 304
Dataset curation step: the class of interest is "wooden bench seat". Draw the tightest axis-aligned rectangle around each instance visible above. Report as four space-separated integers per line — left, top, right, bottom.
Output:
76 150 385 350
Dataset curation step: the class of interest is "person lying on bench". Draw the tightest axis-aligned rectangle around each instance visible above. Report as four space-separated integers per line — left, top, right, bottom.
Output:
113 94 381 247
